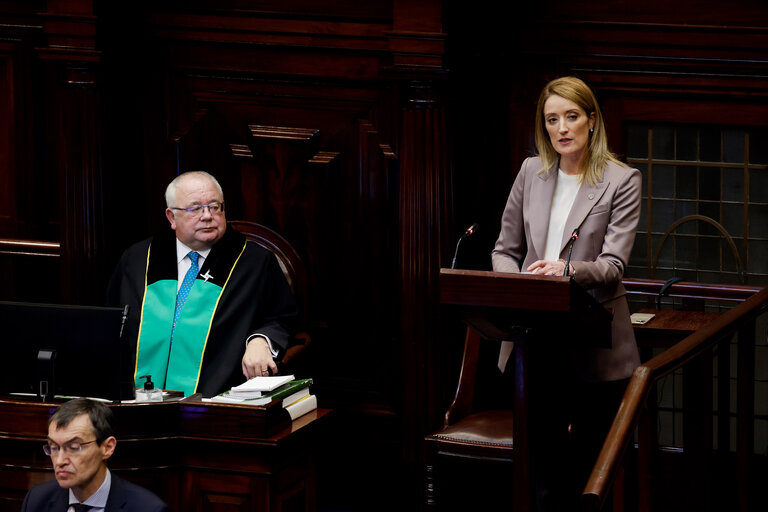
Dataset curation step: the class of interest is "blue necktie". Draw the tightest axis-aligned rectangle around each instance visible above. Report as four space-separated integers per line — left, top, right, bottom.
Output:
165 252 199 389
174 251 199 327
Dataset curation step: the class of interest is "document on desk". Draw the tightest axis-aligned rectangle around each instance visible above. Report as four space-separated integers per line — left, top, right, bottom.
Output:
630 312 656 325
230 374 295 394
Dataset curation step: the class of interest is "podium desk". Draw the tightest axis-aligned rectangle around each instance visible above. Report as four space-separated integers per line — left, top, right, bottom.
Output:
0 396 330 512
439 269 613 511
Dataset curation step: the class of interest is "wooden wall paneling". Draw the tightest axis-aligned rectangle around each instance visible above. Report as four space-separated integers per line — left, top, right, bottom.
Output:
0 45 17 236
184 471 257 512
0 14 64 302
32 1 109 305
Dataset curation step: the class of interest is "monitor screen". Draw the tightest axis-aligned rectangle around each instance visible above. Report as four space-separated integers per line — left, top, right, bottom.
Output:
0 301 135 402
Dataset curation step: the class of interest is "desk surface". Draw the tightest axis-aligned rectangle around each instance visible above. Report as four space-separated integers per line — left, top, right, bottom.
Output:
634 308 722 348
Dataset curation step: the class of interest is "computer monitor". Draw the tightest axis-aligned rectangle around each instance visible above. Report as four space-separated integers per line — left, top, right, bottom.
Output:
0 301 136 402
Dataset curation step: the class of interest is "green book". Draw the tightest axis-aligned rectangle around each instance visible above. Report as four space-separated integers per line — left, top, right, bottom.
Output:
211 378 313 406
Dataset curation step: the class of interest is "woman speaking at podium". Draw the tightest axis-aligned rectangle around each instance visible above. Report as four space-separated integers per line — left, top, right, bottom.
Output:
491 76 642 510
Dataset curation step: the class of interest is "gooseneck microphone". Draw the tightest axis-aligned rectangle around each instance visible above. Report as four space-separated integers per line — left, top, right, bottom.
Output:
563 228 580 277
451 223 479 269
119 304 130 339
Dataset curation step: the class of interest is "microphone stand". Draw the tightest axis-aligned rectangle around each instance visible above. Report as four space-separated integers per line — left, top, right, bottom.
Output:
451 223 479 269
563 228 579 277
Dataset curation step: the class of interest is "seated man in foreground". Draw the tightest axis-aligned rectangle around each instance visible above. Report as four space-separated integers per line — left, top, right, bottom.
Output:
108 171 298 397
22 398 168 512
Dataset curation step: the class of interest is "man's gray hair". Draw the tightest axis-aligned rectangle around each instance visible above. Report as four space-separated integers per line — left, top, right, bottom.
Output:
165 171 225 210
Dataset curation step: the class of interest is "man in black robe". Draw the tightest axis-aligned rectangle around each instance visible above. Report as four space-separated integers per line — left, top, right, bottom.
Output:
108 171 297 397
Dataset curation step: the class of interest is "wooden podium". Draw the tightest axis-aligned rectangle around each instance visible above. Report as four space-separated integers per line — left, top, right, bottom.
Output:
439 268 612 511
0 396 330 512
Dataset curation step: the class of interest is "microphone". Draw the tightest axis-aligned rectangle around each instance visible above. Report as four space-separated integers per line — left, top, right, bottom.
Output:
119 304 130 339
563 228 579 277
451 223 479 269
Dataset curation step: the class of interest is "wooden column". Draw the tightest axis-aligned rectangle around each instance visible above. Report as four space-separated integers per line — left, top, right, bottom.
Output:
398 78 452 463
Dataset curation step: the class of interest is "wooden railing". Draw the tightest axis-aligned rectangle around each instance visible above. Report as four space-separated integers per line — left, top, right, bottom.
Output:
582 279 768 512
0 238 60 257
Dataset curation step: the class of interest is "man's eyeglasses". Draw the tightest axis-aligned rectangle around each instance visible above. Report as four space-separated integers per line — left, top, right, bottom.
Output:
43 440 97 457
170 202 225 216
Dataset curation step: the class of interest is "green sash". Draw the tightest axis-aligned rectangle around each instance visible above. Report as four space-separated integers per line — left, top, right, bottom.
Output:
134 235 245 396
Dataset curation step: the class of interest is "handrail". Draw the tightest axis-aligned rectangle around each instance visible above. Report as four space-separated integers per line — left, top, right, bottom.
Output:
623 277 760 302
581 286 768 511
0 238 60 257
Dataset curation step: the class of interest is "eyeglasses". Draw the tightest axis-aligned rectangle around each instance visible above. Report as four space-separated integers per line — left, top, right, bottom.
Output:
170 202 225 216
43 440 97 457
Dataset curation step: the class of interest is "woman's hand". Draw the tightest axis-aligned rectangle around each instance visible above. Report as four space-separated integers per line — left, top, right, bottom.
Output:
527 259 571 276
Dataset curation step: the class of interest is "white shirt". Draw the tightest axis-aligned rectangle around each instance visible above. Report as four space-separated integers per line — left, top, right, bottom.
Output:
175 239 211 291
543 169 581 262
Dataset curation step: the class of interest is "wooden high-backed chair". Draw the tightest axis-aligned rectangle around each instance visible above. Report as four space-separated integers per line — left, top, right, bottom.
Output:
229 220 312 374
424 326 514 510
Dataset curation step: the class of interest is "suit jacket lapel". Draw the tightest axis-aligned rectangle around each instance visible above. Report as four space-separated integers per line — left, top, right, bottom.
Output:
561 174 610 255
529 162 558 260
48 487 69 512
105 474 126 512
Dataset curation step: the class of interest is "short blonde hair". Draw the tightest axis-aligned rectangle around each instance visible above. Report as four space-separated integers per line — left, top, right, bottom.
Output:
534 76 624 186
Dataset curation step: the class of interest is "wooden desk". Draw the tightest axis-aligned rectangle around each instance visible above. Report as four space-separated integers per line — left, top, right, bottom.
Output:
0 397 330 512
633 308 721 348
631 307 725 485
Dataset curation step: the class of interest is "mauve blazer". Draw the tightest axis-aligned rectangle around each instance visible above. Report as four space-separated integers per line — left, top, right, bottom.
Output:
492 156 642 381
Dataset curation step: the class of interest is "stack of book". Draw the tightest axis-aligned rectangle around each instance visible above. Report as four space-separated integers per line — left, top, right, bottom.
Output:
209 375 316 419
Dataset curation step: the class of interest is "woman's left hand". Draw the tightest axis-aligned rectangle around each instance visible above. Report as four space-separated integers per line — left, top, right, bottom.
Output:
527 259 568 276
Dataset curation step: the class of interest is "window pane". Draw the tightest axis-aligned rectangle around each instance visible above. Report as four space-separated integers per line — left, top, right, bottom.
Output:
699 203 721 236
675 235 697 267
700 128 720 162
721 238 742 273
653 233 673 267
699 166 720 201
750 169 768 203
676 166 697 199
653 165 675 198
722 130 745 164
722 204 744 238
676 126 698 161
722 167 744 202
675 201 697 233
698 237 720 271
653 127 675 160
749 240 768 273
750 204 768 238
652 200 675 232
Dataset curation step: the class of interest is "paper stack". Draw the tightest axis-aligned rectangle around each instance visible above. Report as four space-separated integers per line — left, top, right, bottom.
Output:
209 375 317 417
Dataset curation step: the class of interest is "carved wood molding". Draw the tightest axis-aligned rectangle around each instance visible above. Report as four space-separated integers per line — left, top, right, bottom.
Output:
249 125 319 142
521 20 768 97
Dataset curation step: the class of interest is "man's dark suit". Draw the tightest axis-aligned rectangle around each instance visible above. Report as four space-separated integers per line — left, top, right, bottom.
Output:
21 474 168 512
